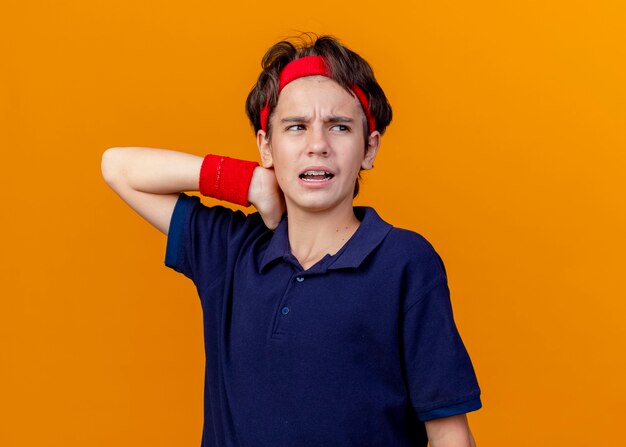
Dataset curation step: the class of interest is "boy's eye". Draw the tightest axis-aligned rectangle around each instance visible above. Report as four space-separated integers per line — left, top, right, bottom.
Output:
331 124 350 132
286 124 305 131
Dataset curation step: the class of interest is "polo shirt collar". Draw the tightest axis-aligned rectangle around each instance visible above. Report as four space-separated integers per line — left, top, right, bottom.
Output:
259 207 392 273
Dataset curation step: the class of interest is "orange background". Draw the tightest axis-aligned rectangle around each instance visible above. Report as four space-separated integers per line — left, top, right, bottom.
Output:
1 1 625 445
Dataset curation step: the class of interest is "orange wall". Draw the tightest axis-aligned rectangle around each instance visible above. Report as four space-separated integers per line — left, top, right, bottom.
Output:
1 1 625 445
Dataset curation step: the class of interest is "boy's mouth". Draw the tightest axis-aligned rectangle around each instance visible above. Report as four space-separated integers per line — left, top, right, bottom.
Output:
299 170 335 182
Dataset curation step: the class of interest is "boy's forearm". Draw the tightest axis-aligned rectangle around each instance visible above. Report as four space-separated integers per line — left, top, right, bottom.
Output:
102 147 285 229
428 431 476 447
101 147 203 194
425 414 475 447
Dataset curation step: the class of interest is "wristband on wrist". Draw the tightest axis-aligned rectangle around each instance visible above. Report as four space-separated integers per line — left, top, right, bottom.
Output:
198 154 258 207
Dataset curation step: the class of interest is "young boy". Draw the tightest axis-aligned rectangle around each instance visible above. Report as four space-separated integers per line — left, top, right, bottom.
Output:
102 35 481 447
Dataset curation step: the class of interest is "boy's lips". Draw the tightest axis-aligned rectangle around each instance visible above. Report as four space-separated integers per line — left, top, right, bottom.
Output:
298 166 336 182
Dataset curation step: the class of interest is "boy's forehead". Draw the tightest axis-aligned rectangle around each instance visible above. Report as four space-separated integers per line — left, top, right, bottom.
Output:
275 76 361 117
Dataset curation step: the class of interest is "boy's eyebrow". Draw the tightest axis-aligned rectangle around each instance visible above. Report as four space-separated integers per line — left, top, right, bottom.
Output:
326 116 354 123
280 115 355 123
281 116 310 123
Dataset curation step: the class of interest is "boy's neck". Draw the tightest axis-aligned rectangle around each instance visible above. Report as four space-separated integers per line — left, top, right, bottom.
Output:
286 201 361 271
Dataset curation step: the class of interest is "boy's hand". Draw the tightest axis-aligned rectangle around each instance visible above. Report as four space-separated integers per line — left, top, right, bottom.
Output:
248 166 286 230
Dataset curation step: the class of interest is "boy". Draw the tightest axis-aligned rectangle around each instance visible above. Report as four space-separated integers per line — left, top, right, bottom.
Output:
102 34 481 446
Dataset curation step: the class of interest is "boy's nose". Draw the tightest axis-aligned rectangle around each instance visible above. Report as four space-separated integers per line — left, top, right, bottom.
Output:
307 126 330 156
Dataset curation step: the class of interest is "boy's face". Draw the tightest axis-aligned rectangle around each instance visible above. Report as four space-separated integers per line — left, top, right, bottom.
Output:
257 76 380 215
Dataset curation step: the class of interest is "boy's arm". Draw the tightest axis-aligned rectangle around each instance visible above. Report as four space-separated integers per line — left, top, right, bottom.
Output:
101 147 284 234
425 414 477 447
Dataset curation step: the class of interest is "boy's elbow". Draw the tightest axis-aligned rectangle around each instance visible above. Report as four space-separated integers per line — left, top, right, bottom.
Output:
101 147 125 186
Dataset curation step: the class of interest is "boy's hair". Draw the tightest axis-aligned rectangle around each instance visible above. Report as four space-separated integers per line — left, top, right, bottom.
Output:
245 33 393 196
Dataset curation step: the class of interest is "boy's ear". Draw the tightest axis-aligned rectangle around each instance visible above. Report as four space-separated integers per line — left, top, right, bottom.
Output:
256 130 274 168
361 130 381 170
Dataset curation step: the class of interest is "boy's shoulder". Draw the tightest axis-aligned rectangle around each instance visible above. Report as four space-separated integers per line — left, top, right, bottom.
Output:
387 225 437 253
369 210 441 261
363 208 447 282
390 227 446 271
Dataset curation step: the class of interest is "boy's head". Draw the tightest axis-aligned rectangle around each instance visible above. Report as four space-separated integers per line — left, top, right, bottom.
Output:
246 34 393 198
246 33 392 138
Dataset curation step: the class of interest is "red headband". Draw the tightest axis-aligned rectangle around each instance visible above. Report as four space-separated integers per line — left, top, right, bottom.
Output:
259 55 376 133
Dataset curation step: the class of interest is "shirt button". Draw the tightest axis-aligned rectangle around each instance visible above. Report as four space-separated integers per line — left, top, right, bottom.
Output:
281 307 290 315
296 277 304 282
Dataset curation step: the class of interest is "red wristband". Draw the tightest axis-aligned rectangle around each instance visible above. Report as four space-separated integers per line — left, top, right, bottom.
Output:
198 154 258 206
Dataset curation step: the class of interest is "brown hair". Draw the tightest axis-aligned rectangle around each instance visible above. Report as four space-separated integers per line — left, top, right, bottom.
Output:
245 33 393 196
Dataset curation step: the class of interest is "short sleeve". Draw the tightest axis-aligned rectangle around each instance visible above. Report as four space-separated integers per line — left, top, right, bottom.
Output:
164 193 247 283
402 278 482 421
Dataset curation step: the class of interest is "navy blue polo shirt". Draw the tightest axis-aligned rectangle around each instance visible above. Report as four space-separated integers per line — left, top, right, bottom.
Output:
165 192 481 447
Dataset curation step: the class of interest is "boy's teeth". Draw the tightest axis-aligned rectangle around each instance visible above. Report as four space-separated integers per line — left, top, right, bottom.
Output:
300 170 334 182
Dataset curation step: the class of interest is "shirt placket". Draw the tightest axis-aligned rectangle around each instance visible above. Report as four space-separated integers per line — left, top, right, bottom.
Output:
269 270 307 340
